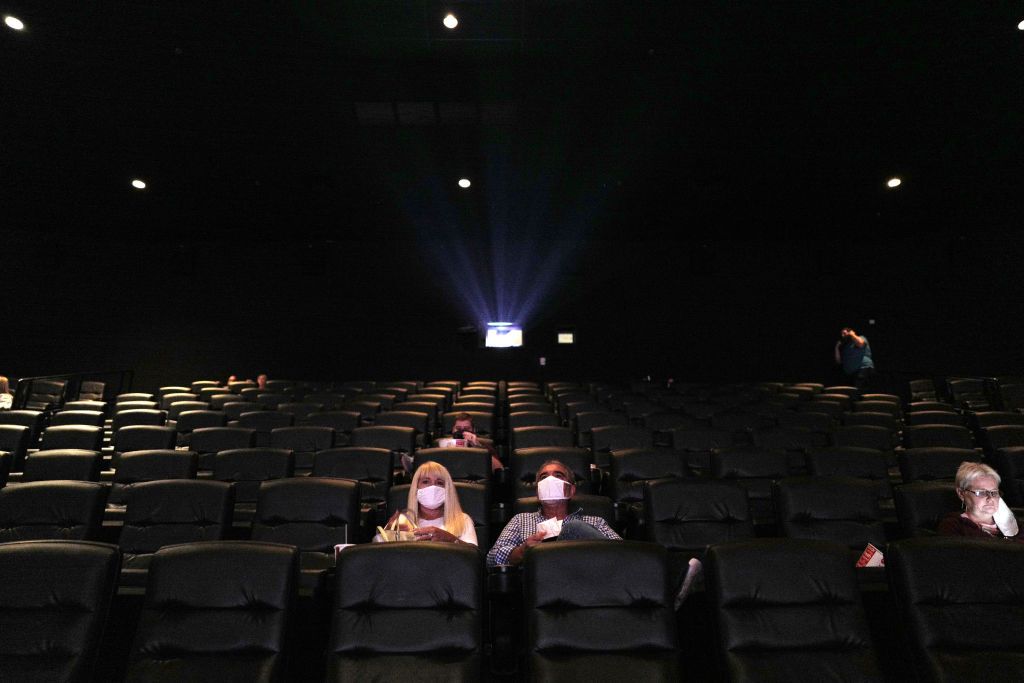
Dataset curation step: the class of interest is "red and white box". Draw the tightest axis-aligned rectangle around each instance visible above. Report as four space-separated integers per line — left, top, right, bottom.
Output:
856 543 884 568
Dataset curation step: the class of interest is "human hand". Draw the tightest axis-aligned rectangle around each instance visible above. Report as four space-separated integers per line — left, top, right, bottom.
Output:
524 530 547 548
414 527 457 542
385 509 414 531
462 432 480 446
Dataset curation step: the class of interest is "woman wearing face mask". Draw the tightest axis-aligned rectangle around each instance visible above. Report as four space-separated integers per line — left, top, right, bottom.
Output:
382 461 478 545
937 461 1023 541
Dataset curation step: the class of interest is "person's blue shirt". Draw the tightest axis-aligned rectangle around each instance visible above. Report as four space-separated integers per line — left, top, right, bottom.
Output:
841 337 874 375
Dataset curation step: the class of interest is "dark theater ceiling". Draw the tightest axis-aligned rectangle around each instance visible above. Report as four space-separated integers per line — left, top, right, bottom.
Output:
3 1 1023 245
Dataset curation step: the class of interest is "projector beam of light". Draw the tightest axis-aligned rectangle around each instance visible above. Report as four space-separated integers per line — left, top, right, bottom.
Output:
483 134 607 327
397 166 496 327
482 142 574 328
400 127 617 337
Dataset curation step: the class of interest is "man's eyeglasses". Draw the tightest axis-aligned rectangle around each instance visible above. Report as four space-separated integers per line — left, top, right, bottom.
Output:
962 488 1001 500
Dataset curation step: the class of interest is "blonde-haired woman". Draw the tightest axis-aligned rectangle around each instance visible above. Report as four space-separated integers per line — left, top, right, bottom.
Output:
0 376 12 410
384 461 478 545
938 461 1022 541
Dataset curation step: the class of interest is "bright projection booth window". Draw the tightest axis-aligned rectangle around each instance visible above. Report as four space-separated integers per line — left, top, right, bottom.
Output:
485 323 523 348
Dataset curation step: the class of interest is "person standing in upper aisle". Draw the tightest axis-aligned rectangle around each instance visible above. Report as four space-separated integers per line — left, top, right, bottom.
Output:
834 326 874 389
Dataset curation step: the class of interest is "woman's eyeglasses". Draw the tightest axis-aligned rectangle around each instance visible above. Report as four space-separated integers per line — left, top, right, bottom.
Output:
962 488 1001 500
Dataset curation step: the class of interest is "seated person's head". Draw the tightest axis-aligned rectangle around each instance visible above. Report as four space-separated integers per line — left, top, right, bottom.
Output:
256 373 268 388
452 412 475 436
407 460 464 517
536 459 576 502
955 461 1002 523
0 376 9 394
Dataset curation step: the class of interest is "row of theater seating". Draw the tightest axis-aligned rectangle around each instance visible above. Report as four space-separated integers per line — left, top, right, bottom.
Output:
908 375 1024 413
19 374 1024 423
2 535 1021 682
7 410 1024 472
2 433 1019 542
0 467 983 595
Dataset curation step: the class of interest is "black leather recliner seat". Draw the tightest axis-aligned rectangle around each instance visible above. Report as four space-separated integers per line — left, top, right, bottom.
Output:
327 543 482 680
706 538 883 681
126 540 298 682
0 540 120 682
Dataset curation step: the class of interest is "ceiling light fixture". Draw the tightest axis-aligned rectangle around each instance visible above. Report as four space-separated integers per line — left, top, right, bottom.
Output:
1018 19 1024 30
886 177 901 188
458 178 471 188
443 13 458 29
131 179 147 189
4 15 25 30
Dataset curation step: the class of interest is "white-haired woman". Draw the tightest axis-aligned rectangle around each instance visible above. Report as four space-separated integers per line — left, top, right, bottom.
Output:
938 461 1022 541
381 461 478 545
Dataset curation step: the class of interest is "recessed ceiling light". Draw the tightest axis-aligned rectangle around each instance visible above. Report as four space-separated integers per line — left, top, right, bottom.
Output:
886 177 901 188
443 13 458 29
4 15 25 30
458 178 471 188
131 179 147 190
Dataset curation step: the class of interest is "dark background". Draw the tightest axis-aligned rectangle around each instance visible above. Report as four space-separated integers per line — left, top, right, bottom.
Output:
3 2 1023 388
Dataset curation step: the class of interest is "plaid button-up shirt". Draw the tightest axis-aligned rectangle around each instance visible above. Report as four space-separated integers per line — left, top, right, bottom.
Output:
486 507 621 567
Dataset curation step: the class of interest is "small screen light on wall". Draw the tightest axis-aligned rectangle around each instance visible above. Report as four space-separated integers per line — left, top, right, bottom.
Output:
557 332 575 345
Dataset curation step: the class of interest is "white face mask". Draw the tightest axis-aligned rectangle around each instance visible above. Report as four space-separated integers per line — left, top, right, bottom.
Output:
537 474 570 501
416 485 446 510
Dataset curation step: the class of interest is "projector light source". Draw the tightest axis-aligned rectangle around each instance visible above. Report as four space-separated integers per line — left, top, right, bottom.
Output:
1018 19 1024 30
886 177 901 188
131 179 147 189
4 15 25 30
443 13 458 29
458 178 471 188
485 322 522 348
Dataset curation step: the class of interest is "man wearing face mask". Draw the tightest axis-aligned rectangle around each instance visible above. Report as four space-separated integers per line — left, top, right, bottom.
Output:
486 460 620 567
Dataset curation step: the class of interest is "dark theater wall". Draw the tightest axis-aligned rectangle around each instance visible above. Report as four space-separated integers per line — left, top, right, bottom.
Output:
6 231 1024 389
4 2 1022 393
